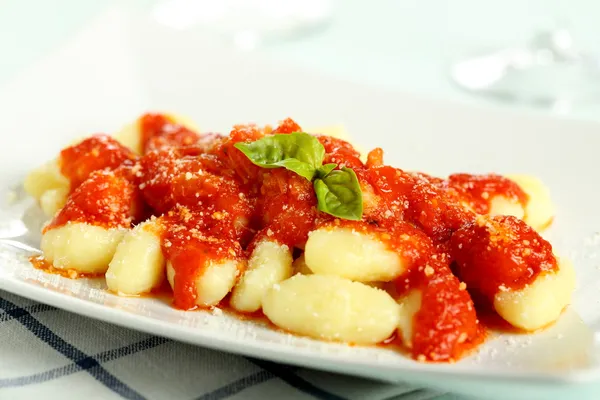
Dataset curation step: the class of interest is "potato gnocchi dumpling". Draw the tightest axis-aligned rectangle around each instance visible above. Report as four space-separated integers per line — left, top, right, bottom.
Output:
487 195 525 220
40 167 139 273
304 227 404 282
24 159 69 200
451 214 572 331
230 240 293 313
59 135 137 190
106 220 166 295
41 223 126 274
263 274 400 344
113 113 200 154
167 259 241 307
445 173 527 221
113 122 143 154
396 289 422 348
39 187 69 217
292 254 312 275
505 174 555 231
494 258 575 331
25 135 138 218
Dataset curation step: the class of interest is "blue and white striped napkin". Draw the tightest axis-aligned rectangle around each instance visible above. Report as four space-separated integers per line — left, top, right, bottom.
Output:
0 290 458 400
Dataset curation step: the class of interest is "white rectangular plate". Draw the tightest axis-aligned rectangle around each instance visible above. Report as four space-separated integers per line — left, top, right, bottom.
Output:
1 7 600 400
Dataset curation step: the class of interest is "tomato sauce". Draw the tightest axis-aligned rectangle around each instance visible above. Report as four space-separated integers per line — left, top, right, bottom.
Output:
139 147 255 226
36 114 560 363
149 206 245 310
253 168 318 249
318 135 364 170
271 117 302 134
44 169 137 232
139 113 202 153
450 215 557 297
209 124 267 186
366 164 474 243
447 173 529 215
59 135 136 190
408 253 484 362
29 255 104 279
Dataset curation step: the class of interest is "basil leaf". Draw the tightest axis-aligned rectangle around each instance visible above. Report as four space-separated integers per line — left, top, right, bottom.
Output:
235 133 364 221
274 159 316 181
234 132 325 180
316 163 337 179
314 167 363 220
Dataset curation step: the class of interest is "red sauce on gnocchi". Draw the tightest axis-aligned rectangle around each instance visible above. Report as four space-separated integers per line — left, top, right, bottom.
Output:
450 215 558 300
37 113 562 363
44 168 139 232
409 253 484 362
447 173 529 215
139 113 205 153
59 135 136 190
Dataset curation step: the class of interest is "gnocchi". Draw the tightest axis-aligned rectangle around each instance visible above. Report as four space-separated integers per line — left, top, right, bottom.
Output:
25 135 137 218
263 274 400 344
24 159 69 200
487 195 525 220
396 289 422 348
167 259 241 307
24 159 70 217
451 214 573 331
41 223 126 274
505 174 555 231
26 113 577 364
230 240 293 312
292 254 312 275
494 258 576 331
304 227 404 282
113 113 200 154
106 220 165 295
39 187 69 217
40 167 138 274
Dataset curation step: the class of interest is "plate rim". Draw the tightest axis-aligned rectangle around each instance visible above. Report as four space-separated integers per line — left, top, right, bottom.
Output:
1 273 599 386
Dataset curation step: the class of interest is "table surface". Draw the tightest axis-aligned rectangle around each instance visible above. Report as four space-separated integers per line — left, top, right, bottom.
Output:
1 1 599 399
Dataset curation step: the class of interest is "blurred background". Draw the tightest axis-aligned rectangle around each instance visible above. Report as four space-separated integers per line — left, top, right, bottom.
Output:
1 0 599 119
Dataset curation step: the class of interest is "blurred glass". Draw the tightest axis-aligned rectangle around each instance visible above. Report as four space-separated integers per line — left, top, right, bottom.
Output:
449 8 600 112
153 0 334 51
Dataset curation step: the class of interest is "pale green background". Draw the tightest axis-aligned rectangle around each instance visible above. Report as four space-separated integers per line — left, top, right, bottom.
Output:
1 1 599 399
2 0 600 120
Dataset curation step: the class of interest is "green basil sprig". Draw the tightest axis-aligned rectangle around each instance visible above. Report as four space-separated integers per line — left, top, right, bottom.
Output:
234 133 363 220
314 167 362 220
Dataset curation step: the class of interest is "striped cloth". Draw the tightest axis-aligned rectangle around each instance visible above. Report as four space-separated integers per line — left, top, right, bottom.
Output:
0 290 459 400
